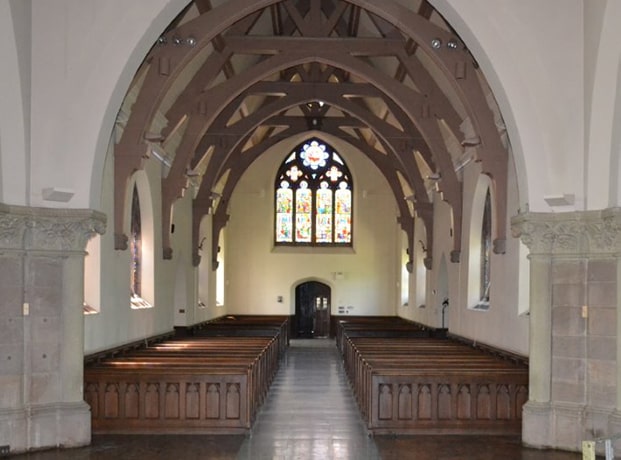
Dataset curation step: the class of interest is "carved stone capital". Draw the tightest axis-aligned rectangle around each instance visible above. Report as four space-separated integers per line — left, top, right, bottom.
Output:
0 206 28 250
511 208 621 256
0 204 106 252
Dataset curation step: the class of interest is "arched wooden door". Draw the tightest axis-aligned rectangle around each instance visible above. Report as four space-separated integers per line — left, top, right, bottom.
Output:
295 281 331 338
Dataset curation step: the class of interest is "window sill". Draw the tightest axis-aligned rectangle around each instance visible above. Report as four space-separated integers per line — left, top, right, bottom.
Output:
130 295 153 309
272 245 355 255
470 301 490 312
83 303 99 315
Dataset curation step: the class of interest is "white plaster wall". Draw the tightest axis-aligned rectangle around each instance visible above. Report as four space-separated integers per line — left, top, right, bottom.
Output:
27 0 189 210
84 139 214 354
415 196 456 328
400 153 528 356
456 159 528 355
197 214 222 313
432 0 584 213
0 0 30 205
225 134 400 317
168 183 219 327
583 1 621 207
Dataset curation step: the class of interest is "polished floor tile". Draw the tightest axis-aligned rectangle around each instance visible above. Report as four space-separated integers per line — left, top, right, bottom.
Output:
236 339 380 460
13 339 583 459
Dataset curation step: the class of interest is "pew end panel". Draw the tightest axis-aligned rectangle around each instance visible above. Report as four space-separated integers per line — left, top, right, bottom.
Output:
85 369 251 434
368 372 529 435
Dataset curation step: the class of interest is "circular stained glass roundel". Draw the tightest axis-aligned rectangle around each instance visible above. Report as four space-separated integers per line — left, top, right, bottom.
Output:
301 140 329 169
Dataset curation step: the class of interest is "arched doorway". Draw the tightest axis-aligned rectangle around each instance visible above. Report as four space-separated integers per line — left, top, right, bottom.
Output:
295 281 331 338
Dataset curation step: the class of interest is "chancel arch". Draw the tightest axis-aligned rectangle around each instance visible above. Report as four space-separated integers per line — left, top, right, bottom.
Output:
13 0 614 455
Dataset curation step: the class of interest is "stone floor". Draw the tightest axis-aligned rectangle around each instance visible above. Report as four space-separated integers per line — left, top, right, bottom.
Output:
13 339 583 459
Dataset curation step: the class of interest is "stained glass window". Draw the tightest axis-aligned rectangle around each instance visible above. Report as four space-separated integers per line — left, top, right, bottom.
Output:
480 189 492 302
274 138 353 245
130 185 142 297
276 181 293 242
296 182 312 242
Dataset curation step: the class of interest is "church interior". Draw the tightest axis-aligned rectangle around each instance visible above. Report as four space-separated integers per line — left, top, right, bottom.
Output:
1 0 621 457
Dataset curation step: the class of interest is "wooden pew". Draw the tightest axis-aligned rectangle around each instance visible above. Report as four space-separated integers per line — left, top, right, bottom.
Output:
336 317 528 435
84 316 289 435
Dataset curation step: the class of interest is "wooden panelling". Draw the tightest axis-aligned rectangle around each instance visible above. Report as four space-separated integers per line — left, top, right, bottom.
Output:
84 316 289 435
336 317 529 435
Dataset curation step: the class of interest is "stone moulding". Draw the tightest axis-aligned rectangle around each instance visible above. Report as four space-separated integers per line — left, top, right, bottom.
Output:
0 203 107 252
511 208 621 256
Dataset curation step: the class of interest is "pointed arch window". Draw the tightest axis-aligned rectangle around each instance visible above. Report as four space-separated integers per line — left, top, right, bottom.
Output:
130 184 142 297
480 188 492 303
275 138 353 245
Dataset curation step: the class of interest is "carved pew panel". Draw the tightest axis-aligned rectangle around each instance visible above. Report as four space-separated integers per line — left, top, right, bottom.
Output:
335 316 529 436
369 373 528 435
85 370 250 434
84 316 290 435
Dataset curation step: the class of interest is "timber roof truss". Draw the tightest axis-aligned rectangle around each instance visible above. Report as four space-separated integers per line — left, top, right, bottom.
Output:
114 0 509 270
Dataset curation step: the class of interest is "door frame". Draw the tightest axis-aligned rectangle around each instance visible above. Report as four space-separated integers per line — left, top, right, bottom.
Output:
292 278 333 338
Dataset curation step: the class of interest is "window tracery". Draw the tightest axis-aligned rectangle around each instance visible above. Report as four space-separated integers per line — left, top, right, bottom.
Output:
275 138 352 245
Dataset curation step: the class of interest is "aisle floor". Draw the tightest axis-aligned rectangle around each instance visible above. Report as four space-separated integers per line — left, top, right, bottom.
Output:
14 339 582 459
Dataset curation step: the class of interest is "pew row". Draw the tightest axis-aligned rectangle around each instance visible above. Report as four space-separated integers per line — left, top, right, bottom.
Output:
336 317 528 436
84 316 289 434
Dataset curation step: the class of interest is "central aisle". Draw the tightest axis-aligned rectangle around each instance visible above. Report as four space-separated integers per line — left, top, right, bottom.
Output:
237 338 380 460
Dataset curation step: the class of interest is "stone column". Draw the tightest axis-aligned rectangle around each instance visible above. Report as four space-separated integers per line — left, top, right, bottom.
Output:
608 215 621 439
512 209 621 452
0 204 105 453
512 213 555 448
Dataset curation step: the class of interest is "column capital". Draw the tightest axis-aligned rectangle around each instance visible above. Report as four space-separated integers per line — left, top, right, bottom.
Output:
0 204 106 252
511 208 621 256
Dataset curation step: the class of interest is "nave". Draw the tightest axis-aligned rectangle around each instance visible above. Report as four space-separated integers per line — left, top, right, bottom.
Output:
15 340 580 460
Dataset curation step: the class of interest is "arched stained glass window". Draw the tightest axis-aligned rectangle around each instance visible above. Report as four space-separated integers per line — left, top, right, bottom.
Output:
130 184 142 297
480 189 492 302
275 138 353 245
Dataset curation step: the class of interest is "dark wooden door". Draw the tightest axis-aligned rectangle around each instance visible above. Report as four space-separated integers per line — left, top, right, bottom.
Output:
295 281 330 338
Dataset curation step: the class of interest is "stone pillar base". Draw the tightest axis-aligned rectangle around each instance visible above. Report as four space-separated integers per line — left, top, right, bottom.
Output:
0 402 90 454
523 401 588 452
607 411 621 452
0 407 28 453
522 401 553 449
553 402 586 452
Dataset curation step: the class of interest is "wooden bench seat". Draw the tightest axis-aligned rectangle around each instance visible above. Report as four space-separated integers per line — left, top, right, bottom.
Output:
85 366 253 434
336 317 528 436
84 315 289 435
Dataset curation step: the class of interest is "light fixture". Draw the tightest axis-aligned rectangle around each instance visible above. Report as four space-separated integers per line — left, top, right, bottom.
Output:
157 34 198 48
461 136 481 147
430 38 442 49
447 39 459 50
150 148 172 168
